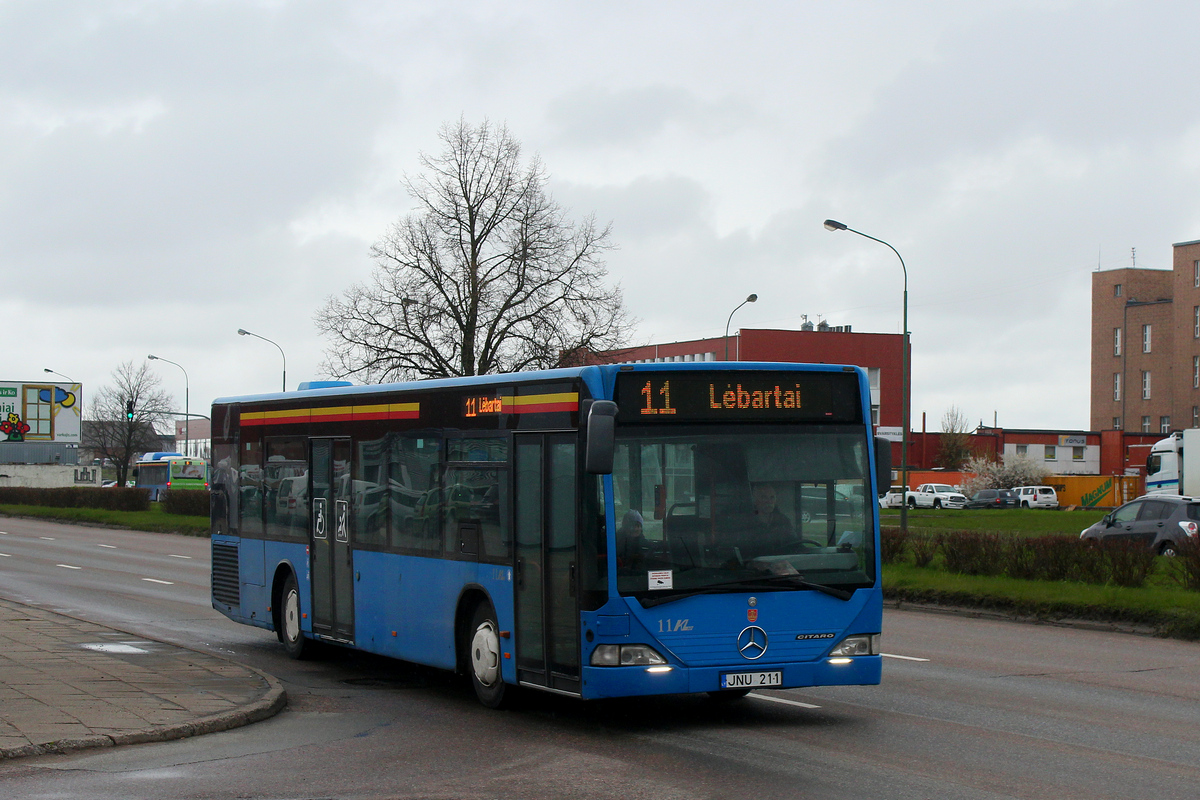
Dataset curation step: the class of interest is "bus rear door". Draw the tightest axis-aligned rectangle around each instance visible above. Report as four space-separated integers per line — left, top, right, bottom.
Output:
310 438 355 644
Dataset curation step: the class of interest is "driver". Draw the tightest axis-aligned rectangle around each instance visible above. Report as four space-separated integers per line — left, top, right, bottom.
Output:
745 483 793 557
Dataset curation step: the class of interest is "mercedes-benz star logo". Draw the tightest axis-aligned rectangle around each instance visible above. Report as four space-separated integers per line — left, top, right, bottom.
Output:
737 626 768 660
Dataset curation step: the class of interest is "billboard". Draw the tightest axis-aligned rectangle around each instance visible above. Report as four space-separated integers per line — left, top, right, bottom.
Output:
0 382 82 444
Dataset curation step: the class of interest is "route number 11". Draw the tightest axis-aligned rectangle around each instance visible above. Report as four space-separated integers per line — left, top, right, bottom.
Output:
640 380 676 415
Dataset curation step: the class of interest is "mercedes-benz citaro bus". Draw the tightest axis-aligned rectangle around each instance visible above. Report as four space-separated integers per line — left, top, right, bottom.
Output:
209 363 889 707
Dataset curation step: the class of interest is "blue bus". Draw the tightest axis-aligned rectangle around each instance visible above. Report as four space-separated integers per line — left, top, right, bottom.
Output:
210 363 890 706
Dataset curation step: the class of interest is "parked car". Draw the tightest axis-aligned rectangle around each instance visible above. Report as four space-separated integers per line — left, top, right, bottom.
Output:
878 486 907 509
1011 485 1059 509
906 483 968 509
1079 494 1200 555
965 489 1019 509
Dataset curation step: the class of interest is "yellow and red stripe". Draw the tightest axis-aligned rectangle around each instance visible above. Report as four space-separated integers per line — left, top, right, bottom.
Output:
240 402 420 427
503 392 578 414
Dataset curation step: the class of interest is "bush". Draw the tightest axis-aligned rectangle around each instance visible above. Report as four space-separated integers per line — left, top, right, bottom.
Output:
1024 535 1080 582
910 534 939 567
881 527 908 564
161 489 210 517
939 531 1006 576
0 486 149 512
1098 539 1157 588
1166 538 1200 591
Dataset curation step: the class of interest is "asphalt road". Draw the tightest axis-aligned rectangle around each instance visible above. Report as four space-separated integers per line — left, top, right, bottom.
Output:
2 517 1199 799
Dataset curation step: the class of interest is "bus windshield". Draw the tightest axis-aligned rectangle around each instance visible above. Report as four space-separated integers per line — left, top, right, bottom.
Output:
611 425 875 598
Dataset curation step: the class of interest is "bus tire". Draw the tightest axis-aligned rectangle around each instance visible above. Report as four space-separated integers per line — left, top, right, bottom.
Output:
468 602 508 708
280 573 314 660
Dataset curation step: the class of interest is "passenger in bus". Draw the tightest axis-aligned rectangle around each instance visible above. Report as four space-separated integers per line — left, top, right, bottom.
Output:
616 509 649 571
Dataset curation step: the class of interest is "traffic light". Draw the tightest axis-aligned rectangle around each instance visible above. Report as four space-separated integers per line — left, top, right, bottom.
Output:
126 400 134 421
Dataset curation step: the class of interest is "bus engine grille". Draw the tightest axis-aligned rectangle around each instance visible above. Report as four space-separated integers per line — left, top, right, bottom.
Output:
211 542 240 607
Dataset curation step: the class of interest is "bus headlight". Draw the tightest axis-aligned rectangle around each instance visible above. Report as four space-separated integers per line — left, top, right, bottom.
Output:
828 634 879 657
590 644 669 666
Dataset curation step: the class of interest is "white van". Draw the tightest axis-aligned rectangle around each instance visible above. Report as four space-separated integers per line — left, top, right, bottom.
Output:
1011 486 1058 509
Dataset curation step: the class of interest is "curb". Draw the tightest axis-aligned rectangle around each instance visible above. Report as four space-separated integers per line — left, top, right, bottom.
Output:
0 599 289 761
0 672 286 760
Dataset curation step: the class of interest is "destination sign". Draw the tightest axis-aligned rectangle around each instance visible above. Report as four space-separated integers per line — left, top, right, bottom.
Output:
614 371 861 424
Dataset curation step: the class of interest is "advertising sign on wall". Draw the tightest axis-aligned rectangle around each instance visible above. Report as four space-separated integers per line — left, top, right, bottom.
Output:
0 382 82 444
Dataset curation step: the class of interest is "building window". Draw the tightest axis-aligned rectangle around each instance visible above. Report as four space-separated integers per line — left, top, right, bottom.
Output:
871 405 879 426
1016 444 1027 456
1194 407 1198 428
1073 446 1085 461
1115 283 1123 297
1194 306 1199 338
1142 415 1152 432
1142 324 1151 353
1142 370 1151 400
1195 260 1199 288
1114 416 1122 430
1161 416 1172 434
1044 445 1056 461
1113 327 1121 356
1194 357 1199 389
1113 373 1121 401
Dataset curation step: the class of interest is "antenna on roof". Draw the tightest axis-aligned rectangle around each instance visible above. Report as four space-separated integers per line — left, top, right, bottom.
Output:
1132 247 1136 266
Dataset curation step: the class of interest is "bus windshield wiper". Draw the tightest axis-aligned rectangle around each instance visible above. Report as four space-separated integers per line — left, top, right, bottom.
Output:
638 574 854 608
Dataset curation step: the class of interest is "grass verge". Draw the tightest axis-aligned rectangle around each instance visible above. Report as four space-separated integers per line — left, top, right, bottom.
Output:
0 503 209 536
880 507 1104 536
884 562 1200 639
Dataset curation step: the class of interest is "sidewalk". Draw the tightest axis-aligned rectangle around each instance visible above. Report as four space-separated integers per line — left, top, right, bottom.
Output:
0 597 286 760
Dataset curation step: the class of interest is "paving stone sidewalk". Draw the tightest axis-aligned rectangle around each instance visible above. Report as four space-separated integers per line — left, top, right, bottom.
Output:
0 597 286 759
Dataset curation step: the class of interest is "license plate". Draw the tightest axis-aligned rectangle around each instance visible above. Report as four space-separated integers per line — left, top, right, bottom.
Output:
721 670 782 689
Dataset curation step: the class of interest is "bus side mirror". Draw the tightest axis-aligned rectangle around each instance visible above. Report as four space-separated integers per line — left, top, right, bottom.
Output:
585 401 618 474
874 436 892 496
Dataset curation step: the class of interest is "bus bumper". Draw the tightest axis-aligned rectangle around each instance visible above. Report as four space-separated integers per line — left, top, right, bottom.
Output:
580 654 882 699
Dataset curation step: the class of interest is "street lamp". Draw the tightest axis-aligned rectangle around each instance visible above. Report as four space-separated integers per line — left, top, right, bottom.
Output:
43 368 75 382
148 355 189 457
824 218 910 531
724 294 758 361
237 329 287 392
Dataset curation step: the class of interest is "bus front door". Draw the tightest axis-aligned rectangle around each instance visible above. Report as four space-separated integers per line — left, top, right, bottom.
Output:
309 437 355 644
513 434 580 695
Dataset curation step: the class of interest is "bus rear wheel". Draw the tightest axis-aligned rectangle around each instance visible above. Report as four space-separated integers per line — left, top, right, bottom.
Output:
280 573 314 660
469 602 508 708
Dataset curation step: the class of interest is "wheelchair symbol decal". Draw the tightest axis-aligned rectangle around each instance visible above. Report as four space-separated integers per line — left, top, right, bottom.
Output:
313 497 328 540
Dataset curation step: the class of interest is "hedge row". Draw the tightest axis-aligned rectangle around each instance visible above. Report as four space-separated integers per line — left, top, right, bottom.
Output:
882 527 1200 590
0 486 151 512
161 489 210 517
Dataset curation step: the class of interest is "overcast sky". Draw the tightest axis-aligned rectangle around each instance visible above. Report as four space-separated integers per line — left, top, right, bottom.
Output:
5 0 1199 433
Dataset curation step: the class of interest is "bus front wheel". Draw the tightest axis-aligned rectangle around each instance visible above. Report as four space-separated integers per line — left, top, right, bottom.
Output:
280 573 314 660
469 602 508 708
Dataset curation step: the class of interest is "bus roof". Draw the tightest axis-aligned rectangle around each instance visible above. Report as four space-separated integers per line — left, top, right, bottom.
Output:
211 362 865 408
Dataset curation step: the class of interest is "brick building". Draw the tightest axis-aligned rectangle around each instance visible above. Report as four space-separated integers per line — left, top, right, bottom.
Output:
1091 238 1200 434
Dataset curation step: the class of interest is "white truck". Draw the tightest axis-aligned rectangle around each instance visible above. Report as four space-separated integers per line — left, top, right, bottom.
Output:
905 483 968 509
1146 429 1200 496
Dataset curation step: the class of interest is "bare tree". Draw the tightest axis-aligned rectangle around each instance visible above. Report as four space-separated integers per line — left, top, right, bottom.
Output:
83 361 175 487
936 405 973 470
316 118 635 380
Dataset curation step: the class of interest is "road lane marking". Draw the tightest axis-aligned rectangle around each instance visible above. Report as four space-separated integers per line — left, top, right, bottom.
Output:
98 544 117 549
56 564 82 570
141 578 174 585
0 553 9 557
882 653 930 662
749 693 821 709
41 537 56 541
168 554 192 559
